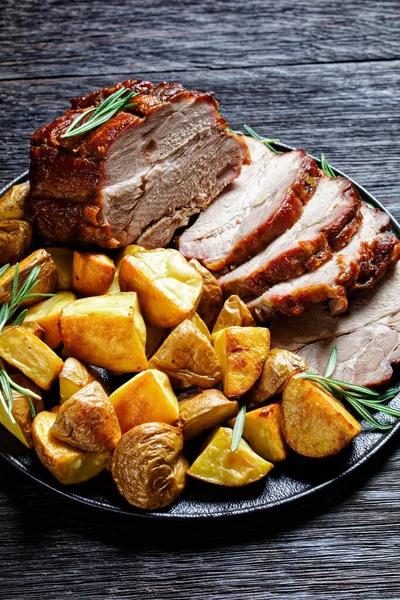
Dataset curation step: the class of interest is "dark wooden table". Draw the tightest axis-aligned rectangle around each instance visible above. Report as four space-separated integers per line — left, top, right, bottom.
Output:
1 1 400 598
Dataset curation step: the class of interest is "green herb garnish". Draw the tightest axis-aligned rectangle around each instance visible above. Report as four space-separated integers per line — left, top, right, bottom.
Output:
320 153 336 178
243 124 281 155
231 403 247 452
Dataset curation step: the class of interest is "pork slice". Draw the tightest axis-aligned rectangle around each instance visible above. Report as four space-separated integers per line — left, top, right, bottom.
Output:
249 204 400 318
220 176 362 297
179 139 320 271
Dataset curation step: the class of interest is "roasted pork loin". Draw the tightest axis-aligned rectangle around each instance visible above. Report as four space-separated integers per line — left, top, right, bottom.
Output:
29 81 249 249
220 175 362 297
249 205 400 318
179 138 319 271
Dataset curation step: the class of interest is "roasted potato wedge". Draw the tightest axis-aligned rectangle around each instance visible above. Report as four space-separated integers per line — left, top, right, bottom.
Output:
228 403 289 463
188 427 273 486
150 319 222 388
60 292 147 373
32 411 110 485
190 312 211 341
72 251 116 297
213 326 270 397
9 374 44 448
0 182 29 221
145 326 168 359
282 377 362 458
245 349 308 409
0 249 58 306
111 422 189 510
4 320 45 339
51 382 121 452
115 244 145 267
0 326 63 390
212 295 255 334
110 369 179 434
179 389 239 440
119 248 203 328
0 220 32 266
46 247 73 290
59 357 97 404
189 259 224 329
24 291 76 349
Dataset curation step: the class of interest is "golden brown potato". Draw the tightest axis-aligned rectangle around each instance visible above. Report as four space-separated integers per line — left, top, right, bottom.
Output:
179 389 239 440
213 326 270 397
111 422 189 510
119 248 203 328
0 249 58 307
4 320 45 339
0 220 32 266
60 293 147 373
110 369 179 434
0 326 63 390
189 259 224 329
32 411 110 485
282 377 362 458
72 251 116 297
190 312 211 341
9 374 44 448
150 319 222 388
46 248 73 290
188 427 273 486
59 357 97 404
212 295 255 334
228 403 289 463
245 349 308 409
0 182 29 221
145 326 168 358
50 382 121 452
24 291 76 349
115 244 145 267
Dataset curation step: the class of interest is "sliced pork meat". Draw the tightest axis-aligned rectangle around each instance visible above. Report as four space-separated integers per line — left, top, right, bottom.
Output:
249 204 400 318
179 140 320 271
220 175 362 297
29 80 249 249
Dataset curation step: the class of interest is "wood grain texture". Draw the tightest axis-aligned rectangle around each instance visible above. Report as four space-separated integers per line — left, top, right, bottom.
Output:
1 1 400 598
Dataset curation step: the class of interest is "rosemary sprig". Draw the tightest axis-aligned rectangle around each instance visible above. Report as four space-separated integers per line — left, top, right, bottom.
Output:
231 404 247 452
320 153 336 178
295 347 400 431
243 124 281 155
61 87 140 139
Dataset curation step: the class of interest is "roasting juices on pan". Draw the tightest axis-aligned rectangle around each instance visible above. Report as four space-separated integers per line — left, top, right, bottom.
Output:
0 79 399 512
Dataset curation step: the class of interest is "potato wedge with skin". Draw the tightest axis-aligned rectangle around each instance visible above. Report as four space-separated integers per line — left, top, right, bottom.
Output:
0 220 32 266
150 319 222 388
110 369 179 433
115 244 145 267
213 326 270 398
0 182 29 221
119 249 203 328
0 249 58 307
189 259 224 329
59 357 97 404
46 248 73 290
24 291 76 349
32 411 110 485
0 326 63 390
9 374 44 448
245 349 308 410
72 251 116 297
212 295 255 334
51 382 121 452
190 312 211 341
145 326 168 359
282 377 362 458
4 321 45 339
188 427 273 486
60 293 147 373
112 422 189 510
179 389 239 440
228 403 289 463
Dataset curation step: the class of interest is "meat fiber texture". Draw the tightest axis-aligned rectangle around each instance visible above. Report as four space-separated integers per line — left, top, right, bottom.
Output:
249 204 400 319
29 80 249 249
220 175 363 297
179 137 320 271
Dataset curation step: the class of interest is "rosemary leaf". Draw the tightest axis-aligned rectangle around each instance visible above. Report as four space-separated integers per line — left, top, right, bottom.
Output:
28 399 36 419
324 346 337 378
0 263 10 278
13 309 27 326
320 153 336 178
231 404 246 452
243 124 281 154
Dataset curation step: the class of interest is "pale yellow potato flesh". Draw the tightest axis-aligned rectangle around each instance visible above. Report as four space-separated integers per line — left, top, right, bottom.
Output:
0 249 58 306
179 389 239 440
0 326 63 390
9 374 44 448
0 182 29 221
189 259 224 329
212 295 255 334
282 377 362 458
0 220 32 266
32 411 110 485
72 251 116 297
106 244 145 295
110 369 179 434
119 248 203 328
4 321 45 339
46 248 73 290
190 312 211 341
212 326 270 397
59 357 97 404
188 427 273 486
60 292 147 373
24 291 76 349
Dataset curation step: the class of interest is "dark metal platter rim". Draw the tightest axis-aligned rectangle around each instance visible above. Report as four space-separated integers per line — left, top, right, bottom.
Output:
1 142 399 520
